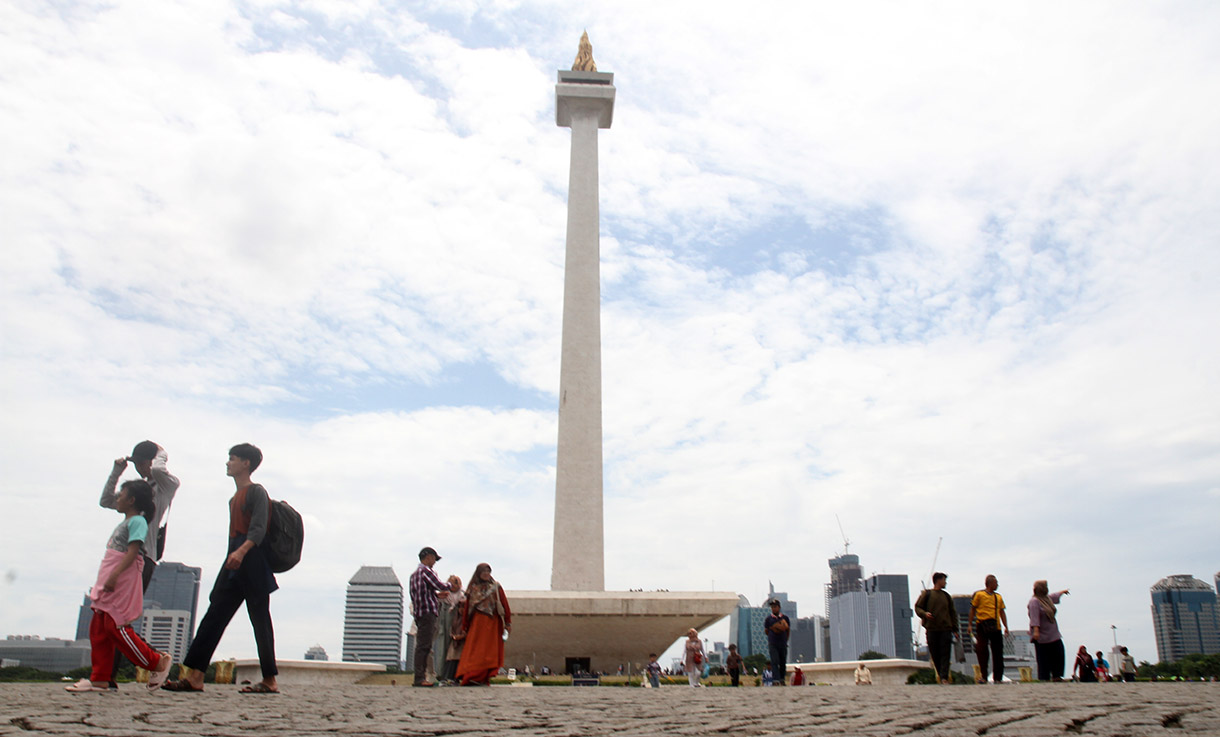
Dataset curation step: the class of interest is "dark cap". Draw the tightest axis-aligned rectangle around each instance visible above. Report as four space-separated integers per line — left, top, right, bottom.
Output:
419 546 441 561
130 440 158 463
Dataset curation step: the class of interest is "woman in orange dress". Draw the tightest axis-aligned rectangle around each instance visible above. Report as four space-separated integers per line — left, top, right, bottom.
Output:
455 563 511 686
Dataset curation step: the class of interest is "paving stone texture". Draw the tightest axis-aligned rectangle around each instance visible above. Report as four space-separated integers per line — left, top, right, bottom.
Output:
3 683 1218 736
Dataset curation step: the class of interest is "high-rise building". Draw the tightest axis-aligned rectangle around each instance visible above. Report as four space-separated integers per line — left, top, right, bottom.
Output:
729 596 769 659
305 644 328 661
141 562 201 645
765 582 798 620
136 609 192 664
790 614 827 663
864 574 913 659
74 594 91 641
825 554 863 615
342 566 404 668
828 590 895 661
1150 574 1220 663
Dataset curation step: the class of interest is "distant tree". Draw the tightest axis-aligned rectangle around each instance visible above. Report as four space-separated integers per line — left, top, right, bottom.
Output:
858 651 888 660
743 653 767 674
0 666 63 682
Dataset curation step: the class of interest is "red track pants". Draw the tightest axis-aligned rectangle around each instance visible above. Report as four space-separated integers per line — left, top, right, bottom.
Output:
89 609 159 683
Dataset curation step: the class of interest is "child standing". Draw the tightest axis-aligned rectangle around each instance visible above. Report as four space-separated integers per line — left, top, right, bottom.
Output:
646 653 662 688
67 480 171 693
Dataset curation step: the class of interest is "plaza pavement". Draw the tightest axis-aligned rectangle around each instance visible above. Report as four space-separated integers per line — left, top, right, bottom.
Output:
2 682 1218 736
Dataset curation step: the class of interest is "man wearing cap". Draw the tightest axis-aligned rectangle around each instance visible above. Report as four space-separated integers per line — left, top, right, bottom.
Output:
99 441 181 691
101 441 181 589
763 599 791 686
409 547 450 687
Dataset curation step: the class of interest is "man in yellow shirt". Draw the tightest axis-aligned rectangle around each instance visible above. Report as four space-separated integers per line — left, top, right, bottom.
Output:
968 575 1009 683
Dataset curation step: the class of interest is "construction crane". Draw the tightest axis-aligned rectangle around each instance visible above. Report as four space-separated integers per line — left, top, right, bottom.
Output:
835 514 851 556
921 537 943 590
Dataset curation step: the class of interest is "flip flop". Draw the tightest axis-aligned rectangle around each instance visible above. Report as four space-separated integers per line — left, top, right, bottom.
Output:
162 679 204 693
65 678 107 693
148 654 173 691
239 682 279 694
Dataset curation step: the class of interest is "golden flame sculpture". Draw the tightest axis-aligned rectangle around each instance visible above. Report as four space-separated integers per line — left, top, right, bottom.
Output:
572 30 597 72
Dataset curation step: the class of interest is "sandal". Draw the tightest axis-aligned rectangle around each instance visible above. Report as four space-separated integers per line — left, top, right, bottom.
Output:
148 654 173 691
162 679 204 692
65 678 107 693
240 682 279 694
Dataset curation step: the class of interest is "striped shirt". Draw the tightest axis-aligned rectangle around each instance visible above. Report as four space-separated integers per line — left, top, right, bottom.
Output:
409 563 449 618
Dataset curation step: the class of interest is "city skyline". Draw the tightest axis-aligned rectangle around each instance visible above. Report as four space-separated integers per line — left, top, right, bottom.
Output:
3 2 1219 668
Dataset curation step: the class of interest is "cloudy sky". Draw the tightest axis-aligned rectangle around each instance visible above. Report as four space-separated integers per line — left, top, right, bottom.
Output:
3 0 1218 669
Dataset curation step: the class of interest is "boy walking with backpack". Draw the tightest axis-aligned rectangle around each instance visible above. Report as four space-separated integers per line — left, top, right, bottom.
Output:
164 444 279 694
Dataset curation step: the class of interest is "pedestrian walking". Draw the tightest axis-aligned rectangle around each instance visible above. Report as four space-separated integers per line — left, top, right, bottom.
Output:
409 546 451 686
1028 580 1070 682
66 480 171 693
683 629 705 687
968 574 1009 683
164 444 279 694
915 572 959 684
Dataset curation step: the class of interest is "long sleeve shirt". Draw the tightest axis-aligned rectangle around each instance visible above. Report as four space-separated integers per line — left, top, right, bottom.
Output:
915 588 959 633
101 447 180 559
409 564 450 618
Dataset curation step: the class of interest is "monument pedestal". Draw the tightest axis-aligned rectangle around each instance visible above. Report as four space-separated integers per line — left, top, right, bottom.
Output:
504 590 738 674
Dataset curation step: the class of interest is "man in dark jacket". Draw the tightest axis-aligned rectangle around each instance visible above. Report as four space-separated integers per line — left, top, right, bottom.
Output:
915 572 959 684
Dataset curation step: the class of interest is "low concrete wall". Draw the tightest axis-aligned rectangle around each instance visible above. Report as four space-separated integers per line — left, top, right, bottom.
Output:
789 659 930 686
233 659 384 687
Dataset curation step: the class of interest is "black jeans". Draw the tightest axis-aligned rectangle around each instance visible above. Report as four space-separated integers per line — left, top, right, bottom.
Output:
975 622 1004 682
185 571 277 679
413 614 437 684
729 667 740 686
768 642 788 685
1034 639 1064 681
927 630 954 682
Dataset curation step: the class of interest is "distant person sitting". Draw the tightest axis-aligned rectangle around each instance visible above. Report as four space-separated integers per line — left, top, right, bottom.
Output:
854 662 873 685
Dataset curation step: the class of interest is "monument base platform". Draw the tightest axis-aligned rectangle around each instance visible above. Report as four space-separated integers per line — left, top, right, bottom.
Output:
233 659 384 687
503 590 738 674
790 658 929 686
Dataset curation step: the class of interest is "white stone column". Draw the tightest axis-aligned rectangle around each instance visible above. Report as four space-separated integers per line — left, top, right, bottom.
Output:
552 71 614 592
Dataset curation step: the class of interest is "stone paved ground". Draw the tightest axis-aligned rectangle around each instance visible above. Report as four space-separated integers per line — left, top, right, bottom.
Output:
2 682 1218 736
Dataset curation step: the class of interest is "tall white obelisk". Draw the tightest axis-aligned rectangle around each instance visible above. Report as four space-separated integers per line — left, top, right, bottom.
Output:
551 33 614 592
504 37 737 673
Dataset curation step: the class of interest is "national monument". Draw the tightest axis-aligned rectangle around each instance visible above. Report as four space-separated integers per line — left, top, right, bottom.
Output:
503 34 737 674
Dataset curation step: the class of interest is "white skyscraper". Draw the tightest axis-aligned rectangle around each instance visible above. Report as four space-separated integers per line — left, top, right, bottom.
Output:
829 590 896 661
342 566 404 668
136 609 192 665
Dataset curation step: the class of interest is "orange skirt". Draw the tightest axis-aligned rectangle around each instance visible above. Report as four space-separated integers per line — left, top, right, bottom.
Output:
455 611 504 684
